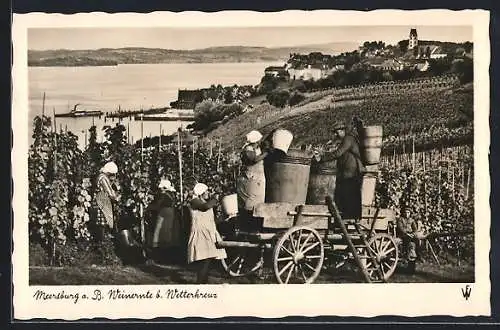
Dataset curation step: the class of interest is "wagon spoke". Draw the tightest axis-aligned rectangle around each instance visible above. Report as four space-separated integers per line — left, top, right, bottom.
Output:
384 247 396 255
380 238 391 252
228 255 241 268
302 241 320 254
383 261 391 273
376 237 384 253
298 264 308 283
278 261 294 277
289 234 297 253
304 262 317 272
305 255 322 260
237 257 245 273
281 245 294 256
295 229 303 251
277 256 293 262
285 264 295 284
300 233 313 252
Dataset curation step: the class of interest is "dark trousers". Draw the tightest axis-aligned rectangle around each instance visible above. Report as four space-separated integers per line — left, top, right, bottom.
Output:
195 259 212 284
238 208 261 233
334 176 362 219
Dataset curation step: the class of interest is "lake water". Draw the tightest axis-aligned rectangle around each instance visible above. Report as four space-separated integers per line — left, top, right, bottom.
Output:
28 62 280 148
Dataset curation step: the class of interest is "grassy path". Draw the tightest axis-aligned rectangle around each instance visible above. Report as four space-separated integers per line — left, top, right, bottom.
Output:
29 261 473 285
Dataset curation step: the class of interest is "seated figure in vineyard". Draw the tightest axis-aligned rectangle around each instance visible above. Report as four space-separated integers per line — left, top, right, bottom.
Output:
397 206 427 274
313 121 364 219
187 183 227 284
237 130 272 232
92 161 121 241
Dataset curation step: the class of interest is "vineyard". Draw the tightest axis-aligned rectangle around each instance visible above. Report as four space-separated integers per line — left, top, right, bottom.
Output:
208 78 473 155
28 112 474 269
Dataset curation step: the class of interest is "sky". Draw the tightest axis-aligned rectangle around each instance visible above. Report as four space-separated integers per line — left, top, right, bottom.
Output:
28 26 473 51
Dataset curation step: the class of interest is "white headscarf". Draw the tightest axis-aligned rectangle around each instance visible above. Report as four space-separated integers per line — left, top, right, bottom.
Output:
246 130 263 144
193 183 209 197
101 161 118 174
158 179 176 192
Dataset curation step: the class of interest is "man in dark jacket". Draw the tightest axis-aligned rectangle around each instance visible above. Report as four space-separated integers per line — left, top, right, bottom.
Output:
314 122 364 219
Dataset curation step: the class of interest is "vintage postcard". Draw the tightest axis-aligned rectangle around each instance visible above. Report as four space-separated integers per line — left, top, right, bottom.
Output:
12 10 490 319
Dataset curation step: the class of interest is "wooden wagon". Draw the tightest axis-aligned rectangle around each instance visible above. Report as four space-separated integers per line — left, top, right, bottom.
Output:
216 196 399 284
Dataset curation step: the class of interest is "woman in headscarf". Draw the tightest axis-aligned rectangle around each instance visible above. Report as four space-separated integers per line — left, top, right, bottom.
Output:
93 161 121 240
146 178 181 263
236 130 272 232
187 183 227 284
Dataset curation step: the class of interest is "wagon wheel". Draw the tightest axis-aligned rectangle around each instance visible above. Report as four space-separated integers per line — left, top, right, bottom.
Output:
221 247 263 277
360 233 399 281
273 226 324 284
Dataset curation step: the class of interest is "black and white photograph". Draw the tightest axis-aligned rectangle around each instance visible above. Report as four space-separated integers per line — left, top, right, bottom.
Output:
12 10 490 319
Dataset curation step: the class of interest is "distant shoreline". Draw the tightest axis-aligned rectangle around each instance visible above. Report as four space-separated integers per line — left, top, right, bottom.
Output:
27 59 285 68
27 43 357 68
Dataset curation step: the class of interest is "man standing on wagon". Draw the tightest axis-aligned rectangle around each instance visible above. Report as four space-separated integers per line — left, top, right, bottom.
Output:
313 121 364 219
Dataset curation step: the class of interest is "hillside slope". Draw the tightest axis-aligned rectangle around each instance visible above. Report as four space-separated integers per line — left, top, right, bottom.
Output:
207 80 473 152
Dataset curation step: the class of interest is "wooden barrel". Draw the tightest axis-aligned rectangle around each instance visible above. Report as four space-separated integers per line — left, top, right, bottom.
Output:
306 162 337 205
361 126 383 165
265 149 312 204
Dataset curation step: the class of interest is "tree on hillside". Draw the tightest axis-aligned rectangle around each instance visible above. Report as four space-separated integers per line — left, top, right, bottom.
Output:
463 41 473 53
425 46 431 59
452 58 473 84
428 58 453 76
266 90 290 108
398 40 409 53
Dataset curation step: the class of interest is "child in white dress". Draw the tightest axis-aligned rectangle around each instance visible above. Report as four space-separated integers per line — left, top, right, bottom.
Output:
188 183 227 284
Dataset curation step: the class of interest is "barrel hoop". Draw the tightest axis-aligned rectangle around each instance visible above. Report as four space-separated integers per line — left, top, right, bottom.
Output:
312 168 337 175
277 156 312 166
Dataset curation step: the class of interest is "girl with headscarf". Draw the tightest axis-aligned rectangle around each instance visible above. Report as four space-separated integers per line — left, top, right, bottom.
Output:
236 130 272 231
146 179 181 262
93 161 121 240
187 183 227 284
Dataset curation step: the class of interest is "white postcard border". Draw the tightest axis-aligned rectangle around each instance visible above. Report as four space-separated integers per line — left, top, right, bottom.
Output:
12 9 491 319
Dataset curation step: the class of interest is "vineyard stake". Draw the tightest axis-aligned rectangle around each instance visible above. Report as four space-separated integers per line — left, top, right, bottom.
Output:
452 168 455 201
159 124 162 149
140 112 144 163
52 107 56 134
412 136 415 172
177 128 184 206
42 92 46 119
466 166 471 199
217 139 222 172
426 239 440 265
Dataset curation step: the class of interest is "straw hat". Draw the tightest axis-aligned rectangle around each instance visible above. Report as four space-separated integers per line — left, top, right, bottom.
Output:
101 161 118 174
193 183 209 197
158 179 176 192
246 130 263 144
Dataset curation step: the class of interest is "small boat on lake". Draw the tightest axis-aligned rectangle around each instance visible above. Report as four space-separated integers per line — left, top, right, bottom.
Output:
134 109 195 122
54 104 103 118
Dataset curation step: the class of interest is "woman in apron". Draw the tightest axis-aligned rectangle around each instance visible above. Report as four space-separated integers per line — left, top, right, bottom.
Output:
237 130 271 232
187 183 227 284
92 161 121 241
146 179 181 263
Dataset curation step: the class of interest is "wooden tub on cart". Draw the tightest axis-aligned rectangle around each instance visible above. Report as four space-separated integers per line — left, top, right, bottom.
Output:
217 197 399 284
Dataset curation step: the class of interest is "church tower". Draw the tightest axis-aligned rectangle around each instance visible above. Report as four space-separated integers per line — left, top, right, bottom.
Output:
409 28 418 50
